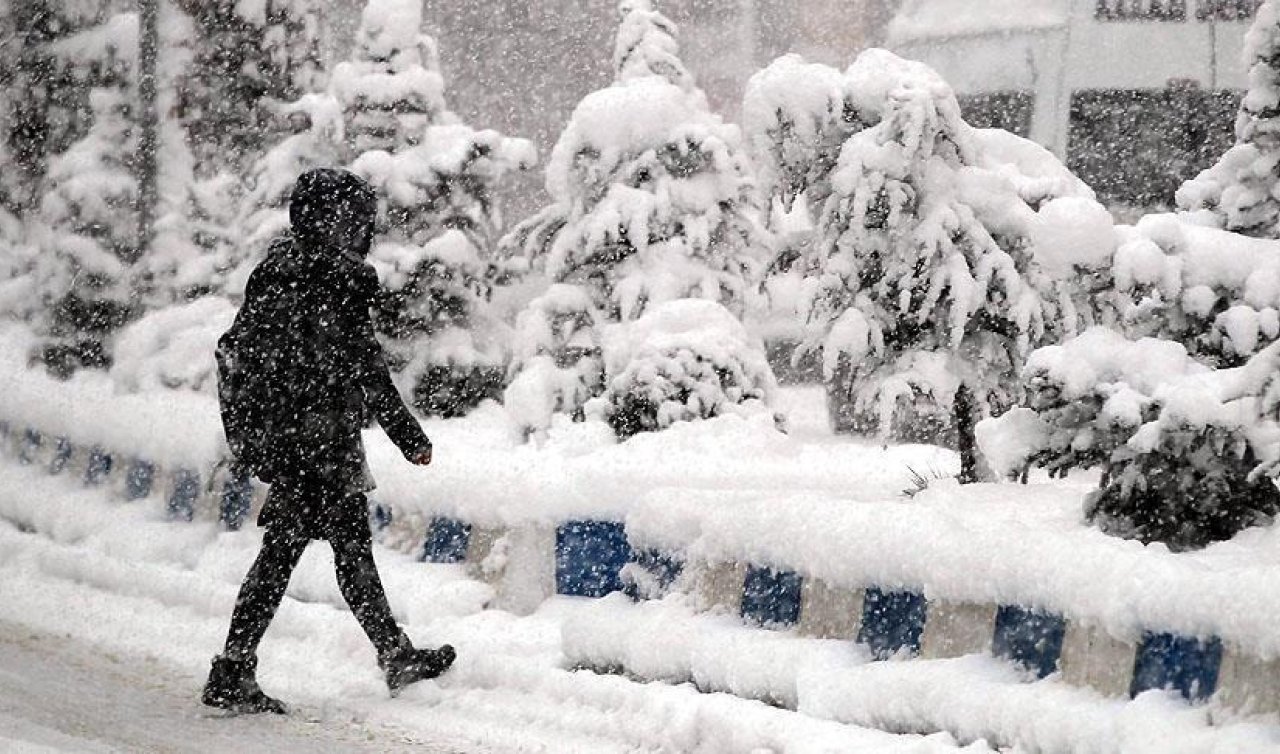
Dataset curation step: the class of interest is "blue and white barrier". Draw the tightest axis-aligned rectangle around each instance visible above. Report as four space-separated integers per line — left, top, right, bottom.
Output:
0 420 270 531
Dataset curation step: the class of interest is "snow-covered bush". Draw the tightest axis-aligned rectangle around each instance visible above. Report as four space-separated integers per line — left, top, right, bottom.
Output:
336 0 534 418
28 88 139 376
371 230 510 416
1178 0 1280 238
109 295 236 394
1110 213 1280 368
980 327 1280 550
787 49 1106 479
500 0 770 434
590 299 778 439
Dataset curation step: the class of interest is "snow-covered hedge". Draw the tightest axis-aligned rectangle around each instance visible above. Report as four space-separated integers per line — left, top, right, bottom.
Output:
108 296 236 395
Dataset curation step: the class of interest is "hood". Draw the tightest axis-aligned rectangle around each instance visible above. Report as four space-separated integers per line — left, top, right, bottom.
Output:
288 167 378 260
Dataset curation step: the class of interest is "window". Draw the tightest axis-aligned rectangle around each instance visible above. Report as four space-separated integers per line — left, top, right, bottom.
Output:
1067 87 1239 210
1096 0 1187 20
957 92 1036 138
1195 0 1262 20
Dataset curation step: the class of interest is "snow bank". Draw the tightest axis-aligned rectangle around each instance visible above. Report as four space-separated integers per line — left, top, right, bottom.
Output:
0 325 224 468
564 598 1280 754
0 464 991 754
109 296 236 395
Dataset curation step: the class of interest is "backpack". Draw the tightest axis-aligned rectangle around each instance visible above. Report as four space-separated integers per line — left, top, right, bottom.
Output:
215 313 278 479
215 272 331 481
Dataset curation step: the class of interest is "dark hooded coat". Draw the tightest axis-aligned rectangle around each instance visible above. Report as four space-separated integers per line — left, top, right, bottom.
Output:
227 168 431 541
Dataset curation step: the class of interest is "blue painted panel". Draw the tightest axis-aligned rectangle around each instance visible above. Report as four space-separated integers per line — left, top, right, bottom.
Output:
420 516 471 563
741 565 803 628
369 500 393 533
49 437 73 475
219 470 254 530
124 459 156 501
84 447 113 486
167 468 199 522
623 548 684 600
857 587 927 660
556 520 631 598
992 605 1066 679
1130 632 1223 702
18 427 42 465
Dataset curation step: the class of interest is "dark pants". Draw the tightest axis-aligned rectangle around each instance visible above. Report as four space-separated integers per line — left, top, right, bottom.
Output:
221 523 406 662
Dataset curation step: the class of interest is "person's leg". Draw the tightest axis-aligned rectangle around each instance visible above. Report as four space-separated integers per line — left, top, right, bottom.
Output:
222 526 310 660
331 535 407 658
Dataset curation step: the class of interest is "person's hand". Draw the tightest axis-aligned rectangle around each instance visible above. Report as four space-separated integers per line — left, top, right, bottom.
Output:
413 448 433 466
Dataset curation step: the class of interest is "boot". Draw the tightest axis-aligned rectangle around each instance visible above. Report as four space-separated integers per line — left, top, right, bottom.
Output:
379 641 456 694
202 655 288 715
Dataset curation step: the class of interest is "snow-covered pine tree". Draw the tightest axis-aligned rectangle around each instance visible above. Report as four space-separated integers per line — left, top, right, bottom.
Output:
1104 213 1280 369
743 54 859 224
336 0 535 417
176 0 324 176
807 49 1109 481
500 0 771 437
741 55 865 384
1178 0 1280 237
4 1 137 213
230 94 345 287
29 87 138 376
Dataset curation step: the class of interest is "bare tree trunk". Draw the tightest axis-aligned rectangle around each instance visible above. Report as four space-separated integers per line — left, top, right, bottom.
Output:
133 0 159 265
955 383 978 484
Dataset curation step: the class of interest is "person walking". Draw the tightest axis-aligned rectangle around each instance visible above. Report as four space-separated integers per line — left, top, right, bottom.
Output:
204 168 455 715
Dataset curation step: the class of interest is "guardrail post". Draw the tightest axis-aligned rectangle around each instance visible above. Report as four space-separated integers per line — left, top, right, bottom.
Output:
167 468 199 522
555 520 630 598
219 469 253 530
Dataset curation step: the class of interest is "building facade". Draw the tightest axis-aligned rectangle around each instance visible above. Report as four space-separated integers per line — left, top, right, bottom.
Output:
889 0 1261 210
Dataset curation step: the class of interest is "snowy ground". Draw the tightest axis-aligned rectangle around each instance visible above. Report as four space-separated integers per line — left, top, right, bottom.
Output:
0 434 990 754
0 621 463 753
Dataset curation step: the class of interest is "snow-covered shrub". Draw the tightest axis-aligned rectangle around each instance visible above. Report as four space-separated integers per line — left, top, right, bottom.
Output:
1178 0 1280 238
502 284 605 437
500 0 770 434
590 299 778 439
981 327 1280 550
336 0 534 418
784 49 1106 479
28 88 139 376
1109 213 1280 368
109 296 237 394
